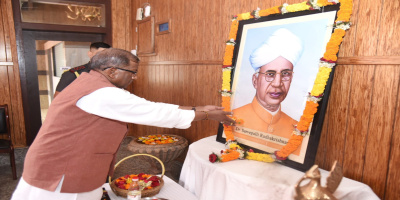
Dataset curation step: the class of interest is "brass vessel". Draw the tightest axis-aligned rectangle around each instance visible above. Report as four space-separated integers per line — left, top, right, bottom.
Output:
294 161 343 200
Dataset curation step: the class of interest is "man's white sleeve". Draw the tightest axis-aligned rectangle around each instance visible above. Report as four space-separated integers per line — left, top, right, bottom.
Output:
76 87 195 129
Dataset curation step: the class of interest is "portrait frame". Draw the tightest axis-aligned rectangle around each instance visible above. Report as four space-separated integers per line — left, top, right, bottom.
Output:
216 3 345 172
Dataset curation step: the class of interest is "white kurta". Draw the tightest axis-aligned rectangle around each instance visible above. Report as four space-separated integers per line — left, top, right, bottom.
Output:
12 87 195 200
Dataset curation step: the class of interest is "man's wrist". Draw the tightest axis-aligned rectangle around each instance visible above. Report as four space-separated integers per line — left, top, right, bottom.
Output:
201 111 209 120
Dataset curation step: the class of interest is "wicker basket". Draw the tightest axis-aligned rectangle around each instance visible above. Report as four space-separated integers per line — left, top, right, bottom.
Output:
109 154 165 198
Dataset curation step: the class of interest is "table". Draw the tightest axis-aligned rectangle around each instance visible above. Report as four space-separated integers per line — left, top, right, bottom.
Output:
179 136 379 200
104 175 198 200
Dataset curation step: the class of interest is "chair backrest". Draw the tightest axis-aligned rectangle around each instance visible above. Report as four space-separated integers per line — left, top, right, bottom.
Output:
0 105 10 138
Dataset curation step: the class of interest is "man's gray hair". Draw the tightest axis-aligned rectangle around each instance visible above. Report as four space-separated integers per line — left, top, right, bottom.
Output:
90 48 140 70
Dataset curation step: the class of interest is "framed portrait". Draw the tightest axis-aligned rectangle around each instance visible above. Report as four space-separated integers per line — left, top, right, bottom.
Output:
217 4 341 171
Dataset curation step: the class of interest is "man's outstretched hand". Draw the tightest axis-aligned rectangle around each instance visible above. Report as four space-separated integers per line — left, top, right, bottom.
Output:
196 105 225 112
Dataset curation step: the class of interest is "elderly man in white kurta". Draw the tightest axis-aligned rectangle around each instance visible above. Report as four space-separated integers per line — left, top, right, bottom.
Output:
11 48 236 200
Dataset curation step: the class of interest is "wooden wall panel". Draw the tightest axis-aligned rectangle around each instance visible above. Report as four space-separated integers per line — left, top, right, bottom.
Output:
320 65 352 170
364 65 399 197
379 1 400 199
111 0 132 50
0 0 26 147
342 65 374 180
111 0 400 199
315 0 399 198
386 82 400 200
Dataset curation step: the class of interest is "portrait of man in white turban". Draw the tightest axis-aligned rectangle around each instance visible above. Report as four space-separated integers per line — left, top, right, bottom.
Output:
232 28 304 155
220 10 339 165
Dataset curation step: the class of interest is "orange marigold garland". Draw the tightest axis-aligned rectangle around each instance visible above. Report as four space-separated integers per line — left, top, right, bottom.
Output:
323 29 346 62
259 6 281 17
210 0 353 164
276 135 305 159
228 20 239 40
317 0 337 7
221 150 242 162
296 101 319 132
223 44 235 66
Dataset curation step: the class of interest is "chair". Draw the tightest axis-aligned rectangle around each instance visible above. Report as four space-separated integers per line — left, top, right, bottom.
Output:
0 104 17 180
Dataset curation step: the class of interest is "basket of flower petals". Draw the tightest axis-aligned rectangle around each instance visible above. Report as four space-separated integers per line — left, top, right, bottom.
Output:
109 154 165 198
137 134 179 145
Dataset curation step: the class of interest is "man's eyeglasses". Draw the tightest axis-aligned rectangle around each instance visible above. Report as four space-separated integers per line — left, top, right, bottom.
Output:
103 67 137 75
257 70 294 82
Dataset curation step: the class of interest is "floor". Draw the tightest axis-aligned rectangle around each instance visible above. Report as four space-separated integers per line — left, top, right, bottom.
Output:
0 136 184 200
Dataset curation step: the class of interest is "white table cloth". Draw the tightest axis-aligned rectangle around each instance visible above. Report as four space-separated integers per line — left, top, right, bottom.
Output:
104 175 197 200
179 136 380 200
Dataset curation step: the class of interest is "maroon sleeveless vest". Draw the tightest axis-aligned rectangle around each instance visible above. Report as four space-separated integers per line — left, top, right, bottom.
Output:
23 70 127 193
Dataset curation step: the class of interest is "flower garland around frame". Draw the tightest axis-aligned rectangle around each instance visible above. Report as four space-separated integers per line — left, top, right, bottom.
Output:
210 0 352 164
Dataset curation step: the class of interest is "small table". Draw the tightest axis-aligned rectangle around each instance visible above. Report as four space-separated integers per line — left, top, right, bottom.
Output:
179 136 379 200
104 175 197 200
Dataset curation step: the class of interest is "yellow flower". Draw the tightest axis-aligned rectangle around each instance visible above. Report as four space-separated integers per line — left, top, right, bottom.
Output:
246 152 275 163
239 12 252 20
310 67 332 96
229 143 242 150
222 70 231 91
286 2 310 12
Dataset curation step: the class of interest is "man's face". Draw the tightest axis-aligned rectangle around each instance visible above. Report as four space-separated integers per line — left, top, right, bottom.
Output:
88 47 107 59
252 56 293 111
109 61 139 89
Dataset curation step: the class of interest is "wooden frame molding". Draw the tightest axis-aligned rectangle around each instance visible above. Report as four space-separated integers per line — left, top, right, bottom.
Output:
13 0 112 44
0 62 14 66
337 56 400 65
139 56 400 66
156 19 171 36
140 60 222 65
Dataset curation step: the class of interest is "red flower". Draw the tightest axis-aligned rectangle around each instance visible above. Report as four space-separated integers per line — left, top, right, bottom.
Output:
117 180 125 186
137 173 145 180
209 153 218 163
118 185 125 189
151 181 160 187
148 176 159 182
248 149 254 153
320 57 336 63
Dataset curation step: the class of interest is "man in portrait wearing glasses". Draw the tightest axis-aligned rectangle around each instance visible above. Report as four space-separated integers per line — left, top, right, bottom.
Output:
232 28 303 153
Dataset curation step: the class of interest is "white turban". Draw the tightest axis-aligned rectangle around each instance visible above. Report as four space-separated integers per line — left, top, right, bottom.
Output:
249 28 303 71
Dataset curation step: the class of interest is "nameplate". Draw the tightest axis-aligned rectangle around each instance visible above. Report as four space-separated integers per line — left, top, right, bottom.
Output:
234 126 289 146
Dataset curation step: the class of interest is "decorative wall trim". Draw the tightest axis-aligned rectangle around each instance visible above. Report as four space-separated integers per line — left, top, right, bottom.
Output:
140 60 222 65
0 62 14 66
337 56 400 65
140 57 400 66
